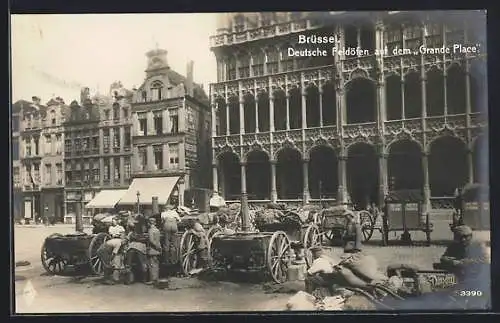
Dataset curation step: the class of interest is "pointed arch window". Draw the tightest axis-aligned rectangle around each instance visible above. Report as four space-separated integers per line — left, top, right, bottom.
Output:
151 81 164 101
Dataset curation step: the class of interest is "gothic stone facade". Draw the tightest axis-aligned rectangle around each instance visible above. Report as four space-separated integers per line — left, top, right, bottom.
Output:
209 11 488 209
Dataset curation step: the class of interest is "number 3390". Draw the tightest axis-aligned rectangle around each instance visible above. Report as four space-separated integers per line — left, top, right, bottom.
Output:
456 290 483 297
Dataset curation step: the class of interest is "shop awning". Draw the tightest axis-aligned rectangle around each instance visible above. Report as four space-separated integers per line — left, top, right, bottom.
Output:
117 176 180 205
85 189 128 209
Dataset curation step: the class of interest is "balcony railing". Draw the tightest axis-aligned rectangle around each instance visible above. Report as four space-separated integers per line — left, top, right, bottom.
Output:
210 19 318 48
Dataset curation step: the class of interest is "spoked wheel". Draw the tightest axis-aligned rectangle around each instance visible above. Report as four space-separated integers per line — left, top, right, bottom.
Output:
359 210 375 242
208 232 223 267
207 225 223 245
267 231 291 284
88 232 111 276
180 230 209 275
303 224 321 250
324 229 343 243
41 233 68 275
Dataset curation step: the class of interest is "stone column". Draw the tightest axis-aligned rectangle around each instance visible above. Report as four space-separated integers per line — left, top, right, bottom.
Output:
212 162 218 191
132 146 139 172
178 104 186 133
211 103 217 137
337 152 347 204
178 142 186 170
119 126 125 152
98 128 104 155
119 156 125 186
401 76 406 119
269 91 275 132
255 89 260 133
162 143 169 170
99 158 104 186
147 145 154 171
109 157 115 186
225 96 230 135
163 109 169 134
443 67 448 116
147 111 154 135
422 151 431 212
467 148 474 184
285 92 290 130
240 162 250 231
319 86 324 127
301 83 307 129
378 151 388 207
302 159 310 204
270 160 277 202
239 96 245 135
109 127 114 151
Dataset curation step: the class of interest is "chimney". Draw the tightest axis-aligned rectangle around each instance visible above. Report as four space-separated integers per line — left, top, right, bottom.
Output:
186 61 194 97
32 96 41 105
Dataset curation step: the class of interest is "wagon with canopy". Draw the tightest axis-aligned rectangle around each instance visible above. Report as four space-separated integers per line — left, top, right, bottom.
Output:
314 204 377 245
382 189 432 246
451 183 490 232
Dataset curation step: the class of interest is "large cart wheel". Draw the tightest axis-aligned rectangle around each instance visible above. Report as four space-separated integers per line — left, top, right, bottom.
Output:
208 231 223 267
41 233 67 275
303 224 321 250
88 232 111 276
179 230 209 275
207 225 223 245
267 231 291 284
359 210 375 242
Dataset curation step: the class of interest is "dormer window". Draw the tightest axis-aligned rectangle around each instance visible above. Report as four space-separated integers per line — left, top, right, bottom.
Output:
141 91 147 102
50 110 56 125
151 81 164 101
113 104 120 120
104 109 110 120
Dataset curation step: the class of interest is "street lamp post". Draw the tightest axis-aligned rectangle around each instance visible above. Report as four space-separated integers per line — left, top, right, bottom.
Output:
75 193 83 232
136 191 140 214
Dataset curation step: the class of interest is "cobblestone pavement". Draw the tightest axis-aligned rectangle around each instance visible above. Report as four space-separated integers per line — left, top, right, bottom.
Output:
12 213 490 313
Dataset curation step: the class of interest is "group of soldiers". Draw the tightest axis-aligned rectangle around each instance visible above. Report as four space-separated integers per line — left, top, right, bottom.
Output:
304 207 490 303
100 192 229 286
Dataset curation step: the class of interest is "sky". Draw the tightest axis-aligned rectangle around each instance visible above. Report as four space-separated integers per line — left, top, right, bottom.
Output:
10 14 218 104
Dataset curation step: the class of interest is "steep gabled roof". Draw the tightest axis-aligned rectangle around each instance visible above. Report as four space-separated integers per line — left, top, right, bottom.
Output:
12 100 32 114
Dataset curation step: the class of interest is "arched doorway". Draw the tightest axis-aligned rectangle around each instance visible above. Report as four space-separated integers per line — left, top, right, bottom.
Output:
276 147 303 199
347 143 379 209
429 136 467 196
346 77 376 124
387 140 423 191
473 135 489 185
308 146 338 199
217 151 241 200
246 150 271 200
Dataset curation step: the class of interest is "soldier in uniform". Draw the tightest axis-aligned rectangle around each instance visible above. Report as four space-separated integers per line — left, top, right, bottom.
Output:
439 225 490 283
145 217 162 286
342 210 363 252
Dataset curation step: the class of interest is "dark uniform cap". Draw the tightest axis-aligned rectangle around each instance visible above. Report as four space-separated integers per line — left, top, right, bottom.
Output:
453 225 473 237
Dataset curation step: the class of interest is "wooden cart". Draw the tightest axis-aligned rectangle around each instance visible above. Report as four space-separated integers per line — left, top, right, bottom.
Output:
382 190 432 246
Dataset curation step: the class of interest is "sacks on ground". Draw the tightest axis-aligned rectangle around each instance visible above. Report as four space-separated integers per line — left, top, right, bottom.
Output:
341 253 388 282
286 291 316 311
335 266 369 288
322 296 345 311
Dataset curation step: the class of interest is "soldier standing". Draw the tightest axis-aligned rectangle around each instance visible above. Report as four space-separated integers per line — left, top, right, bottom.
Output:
146 217 162 286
